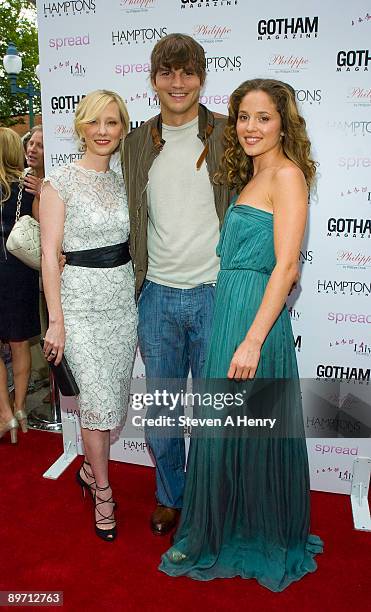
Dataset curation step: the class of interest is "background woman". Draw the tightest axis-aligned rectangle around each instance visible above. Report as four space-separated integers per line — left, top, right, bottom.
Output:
160 79 323 590
40 90 137 541
0 128 40 443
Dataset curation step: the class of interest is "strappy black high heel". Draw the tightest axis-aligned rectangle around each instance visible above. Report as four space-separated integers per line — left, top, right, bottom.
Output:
94 484 117 542
76 460 95 500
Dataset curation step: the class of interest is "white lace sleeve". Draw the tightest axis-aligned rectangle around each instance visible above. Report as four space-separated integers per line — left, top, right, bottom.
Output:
43 164 72 203
109 151 123 179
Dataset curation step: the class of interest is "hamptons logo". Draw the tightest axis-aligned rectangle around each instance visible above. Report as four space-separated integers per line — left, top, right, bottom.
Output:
327 120 371 136
206 54 241 72
43 1 96 17
112 27 167 45
295 89 321 104
317 280 371 296
257 16 318 40
50 152 83 167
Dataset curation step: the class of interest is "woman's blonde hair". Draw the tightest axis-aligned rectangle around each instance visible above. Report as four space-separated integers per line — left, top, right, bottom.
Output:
74 90 130 150
215 78 317 191
0 128 24 202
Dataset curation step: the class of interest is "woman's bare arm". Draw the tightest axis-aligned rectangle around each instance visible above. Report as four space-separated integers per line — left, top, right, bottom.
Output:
39 182 65 365
228 165 308 379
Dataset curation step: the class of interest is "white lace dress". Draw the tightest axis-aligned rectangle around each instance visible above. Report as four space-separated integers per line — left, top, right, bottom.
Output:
44 163 137 430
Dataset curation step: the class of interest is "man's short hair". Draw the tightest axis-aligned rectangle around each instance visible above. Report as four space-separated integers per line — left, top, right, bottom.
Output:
150 33 206 85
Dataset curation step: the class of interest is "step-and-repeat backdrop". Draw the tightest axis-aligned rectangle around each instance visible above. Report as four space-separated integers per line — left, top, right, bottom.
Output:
36 0 371 493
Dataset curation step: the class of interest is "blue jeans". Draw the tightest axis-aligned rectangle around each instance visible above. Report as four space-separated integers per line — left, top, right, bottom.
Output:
138 280 215 508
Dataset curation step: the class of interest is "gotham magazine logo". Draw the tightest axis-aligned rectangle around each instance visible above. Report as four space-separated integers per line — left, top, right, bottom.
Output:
51 94 85 113
327 120 371 136
43 1 96 17
257 16 318 40
120 0 155 11
336 250 371 270
337 50 371 71
347 87 371 107
268 54 309 73
181 0 238 8
193 24 232 43
327 217 371 238
317 279 371 296
295 89 321 105
206 54 241 72
112 27 167 45
50 152 83 167
316 364 370 381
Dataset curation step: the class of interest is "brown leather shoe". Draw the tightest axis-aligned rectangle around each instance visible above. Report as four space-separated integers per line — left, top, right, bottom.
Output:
150 504 180 536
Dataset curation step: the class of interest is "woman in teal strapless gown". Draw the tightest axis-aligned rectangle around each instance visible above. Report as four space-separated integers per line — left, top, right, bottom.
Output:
159 79 323 591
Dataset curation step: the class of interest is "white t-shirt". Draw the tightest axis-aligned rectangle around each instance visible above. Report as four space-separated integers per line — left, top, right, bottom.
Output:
146 117 220 288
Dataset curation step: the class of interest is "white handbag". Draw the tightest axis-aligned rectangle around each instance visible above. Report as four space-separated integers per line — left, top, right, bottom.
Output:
5 176 41 270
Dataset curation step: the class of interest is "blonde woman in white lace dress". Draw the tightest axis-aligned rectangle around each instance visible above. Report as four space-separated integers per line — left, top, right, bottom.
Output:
40 91 137 542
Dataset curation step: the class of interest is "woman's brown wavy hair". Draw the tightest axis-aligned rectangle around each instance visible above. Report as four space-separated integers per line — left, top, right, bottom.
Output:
215 78 316 192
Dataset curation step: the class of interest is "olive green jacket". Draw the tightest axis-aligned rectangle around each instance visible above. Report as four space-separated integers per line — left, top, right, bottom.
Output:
122 104 230 299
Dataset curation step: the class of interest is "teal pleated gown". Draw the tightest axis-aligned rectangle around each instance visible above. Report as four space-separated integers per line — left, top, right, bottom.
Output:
159 200 323 591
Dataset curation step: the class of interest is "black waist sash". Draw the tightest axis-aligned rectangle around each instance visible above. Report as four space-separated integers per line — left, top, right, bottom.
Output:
64 242 131 268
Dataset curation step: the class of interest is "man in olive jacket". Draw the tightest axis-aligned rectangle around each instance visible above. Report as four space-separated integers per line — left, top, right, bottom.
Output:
123 33 229 536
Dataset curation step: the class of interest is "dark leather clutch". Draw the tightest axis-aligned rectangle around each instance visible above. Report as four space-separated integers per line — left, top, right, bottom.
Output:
40 340 79 397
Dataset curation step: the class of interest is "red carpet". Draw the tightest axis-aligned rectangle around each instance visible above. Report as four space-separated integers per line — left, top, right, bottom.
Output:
0 430 370 612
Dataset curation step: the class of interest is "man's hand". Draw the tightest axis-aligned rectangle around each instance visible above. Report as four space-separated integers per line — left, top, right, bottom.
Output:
24 174 42 197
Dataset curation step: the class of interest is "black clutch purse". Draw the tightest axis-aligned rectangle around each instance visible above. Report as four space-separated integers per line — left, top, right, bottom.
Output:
40 340 80 397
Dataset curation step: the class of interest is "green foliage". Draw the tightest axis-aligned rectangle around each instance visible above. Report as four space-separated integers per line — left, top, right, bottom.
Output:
0 0 40 126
